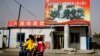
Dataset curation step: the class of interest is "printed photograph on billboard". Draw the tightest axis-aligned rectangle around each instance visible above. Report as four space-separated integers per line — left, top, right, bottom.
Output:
44 0 90 25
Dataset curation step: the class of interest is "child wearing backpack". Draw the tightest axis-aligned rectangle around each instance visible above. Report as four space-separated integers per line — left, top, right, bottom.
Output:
36 37 45 56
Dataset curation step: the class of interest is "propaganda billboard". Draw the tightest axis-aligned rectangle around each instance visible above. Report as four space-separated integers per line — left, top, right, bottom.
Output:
44 0 90 25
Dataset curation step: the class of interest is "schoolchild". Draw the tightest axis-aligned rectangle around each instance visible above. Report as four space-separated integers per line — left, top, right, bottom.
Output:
23 34 36 56
36 37 45 56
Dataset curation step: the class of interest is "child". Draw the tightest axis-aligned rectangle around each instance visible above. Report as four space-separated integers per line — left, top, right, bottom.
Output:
23 35 36 56
36 37 45 56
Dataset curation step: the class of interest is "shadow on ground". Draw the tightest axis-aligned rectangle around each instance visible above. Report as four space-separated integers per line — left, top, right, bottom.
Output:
92 42 100 49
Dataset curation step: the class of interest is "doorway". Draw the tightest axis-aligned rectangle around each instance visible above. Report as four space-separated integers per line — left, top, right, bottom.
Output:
2 35 7 48
53 35 64 49
69 32 80 49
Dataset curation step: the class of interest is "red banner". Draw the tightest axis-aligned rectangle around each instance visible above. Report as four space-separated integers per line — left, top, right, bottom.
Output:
7 20 45 27
7 20 90 27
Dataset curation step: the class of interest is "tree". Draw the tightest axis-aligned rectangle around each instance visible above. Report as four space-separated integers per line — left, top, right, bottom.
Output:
93 32 100 38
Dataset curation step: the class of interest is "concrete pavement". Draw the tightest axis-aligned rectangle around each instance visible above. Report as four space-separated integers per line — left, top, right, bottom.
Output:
0 48 95 54
0 48 20 53
44 49 95 54
0 48 98 56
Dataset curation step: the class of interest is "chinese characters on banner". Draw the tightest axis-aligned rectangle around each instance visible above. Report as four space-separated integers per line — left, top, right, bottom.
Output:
44 0 90 25
7 20 45 27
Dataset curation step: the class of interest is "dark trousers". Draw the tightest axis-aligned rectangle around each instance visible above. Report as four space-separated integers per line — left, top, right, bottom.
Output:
38 52 43 56
27 51 31 56
34 50 38 56
27 50 33 56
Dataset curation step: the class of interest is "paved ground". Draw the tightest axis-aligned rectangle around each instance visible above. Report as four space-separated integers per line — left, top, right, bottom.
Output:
0 37 100 56
0 52 18 56
0 48 98 56
0 52 98 56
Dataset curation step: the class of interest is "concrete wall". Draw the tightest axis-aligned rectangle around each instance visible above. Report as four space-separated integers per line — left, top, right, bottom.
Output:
9 26 88 50
10 29 19 48
0 30 3 48
64 25 69 49
9 28 53 48
3 30 9 47
0 29 9 48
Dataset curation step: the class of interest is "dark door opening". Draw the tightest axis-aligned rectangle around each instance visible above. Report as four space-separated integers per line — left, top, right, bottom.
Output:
2 35 7 48
69 32 80 49
53 35 64 49
53 26 64 49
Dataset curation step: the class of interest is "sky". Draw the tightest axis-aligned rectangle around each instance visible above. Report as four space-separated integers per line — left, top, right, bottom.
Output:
0 0 100 34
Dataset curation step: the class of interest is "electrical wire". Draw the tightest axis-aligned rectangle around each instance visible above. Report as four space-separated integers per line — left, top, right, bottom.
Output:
15 0 39 19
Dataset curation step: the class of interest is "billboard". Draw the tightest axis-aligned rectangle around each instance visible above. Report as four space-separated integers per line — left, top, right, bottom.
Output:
44 0 90 25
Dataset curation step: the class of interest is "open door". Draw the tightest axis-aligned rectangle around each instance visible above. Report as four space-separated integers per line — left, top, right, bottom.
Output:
53 34 64 49
2 35 7 48
69 32 80 49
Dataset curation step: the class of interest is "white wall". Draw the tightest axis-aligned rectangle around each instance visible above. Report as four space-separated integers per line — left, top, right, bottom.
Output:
10 29 31 48
0 29 9 48
21 28 53 42
80 36 86 50
3 30 9 47
64 25 69 49
10 28 53 48
10 29 19 48
30 28 53 49
21 29 30 41
9 26 88 50
0 30 3 48
80 27 87 50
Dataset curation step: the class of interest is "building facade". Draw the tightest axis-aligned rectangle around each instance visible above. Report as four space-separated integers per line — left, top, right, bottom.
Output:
0 0 91 50
0 20 90 50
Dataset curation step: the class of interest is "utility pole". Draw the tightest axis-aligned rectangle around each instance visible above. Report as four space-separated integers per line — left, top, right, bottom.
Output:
17 4 22 47
17 4 21 27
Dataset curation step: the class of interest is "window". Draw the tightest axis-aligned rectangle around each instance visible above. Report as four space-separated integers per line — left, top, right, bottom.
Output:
17 33 25 42
3 35 7 37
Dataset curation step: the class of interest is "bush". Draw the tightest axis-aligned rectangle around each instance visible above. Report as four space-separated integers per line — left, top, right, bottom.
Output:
93 33 100 39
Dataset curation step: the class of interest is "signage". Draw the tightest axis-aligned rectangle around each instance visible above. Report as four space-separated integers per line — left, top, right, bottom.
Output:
44 0 90 25
7 20 45 27
7 20 90 27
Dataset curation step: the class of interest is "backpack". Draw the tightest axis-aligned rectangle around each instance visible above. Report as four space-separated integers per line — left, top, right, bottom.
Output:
37 42 45 52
